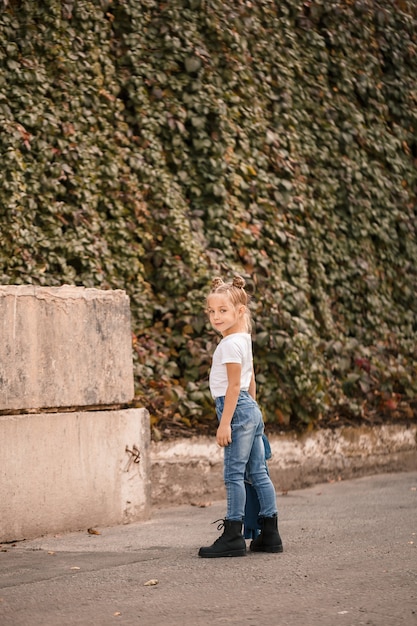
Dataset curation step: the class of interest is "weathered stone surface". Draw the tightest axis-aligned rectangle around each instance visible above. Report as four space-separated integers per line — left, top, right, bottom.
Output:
0 285 134 410
150 425 417 506
0 408 150 541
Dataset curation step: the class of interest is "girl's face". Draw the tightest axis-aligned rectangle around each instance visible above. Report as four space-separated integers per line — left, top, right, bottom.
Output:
207 293 246 337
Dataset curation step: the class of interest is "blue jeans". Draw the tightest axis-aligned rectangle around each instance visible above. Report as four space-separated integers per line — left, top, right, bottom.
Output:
215 391 278 522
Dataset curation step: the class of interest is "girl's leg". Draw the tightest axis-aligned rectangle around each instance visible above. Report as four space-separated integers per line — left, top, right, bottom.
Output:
216 393 258 521
246 414 283 553
223 423 257 520
246 420 277 518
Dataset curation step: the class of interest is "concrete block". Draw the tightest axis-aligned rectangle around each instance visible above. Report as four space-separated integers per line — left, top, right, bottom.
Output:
0 408 151 542
0 285 134 410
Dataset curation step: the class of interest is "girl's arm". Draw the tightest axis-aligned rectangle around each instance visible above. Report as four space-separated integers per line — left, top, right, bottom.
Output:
216 362 241 447
249 368 256 400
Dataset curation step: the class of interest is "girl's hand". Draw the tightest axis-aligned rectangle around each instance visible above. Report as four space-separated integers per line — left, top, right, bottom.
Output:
216 423 232 447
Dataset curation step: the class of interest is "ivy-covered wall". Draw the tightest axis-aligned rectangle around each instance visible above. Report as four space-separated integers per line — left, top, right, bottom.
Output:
1 0 416 436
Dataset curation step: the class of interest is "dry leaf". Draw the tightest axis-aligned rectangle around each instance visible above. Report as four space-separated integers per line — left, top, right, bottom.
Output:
70 566 81 570
114 612 121 617
88 528 101 535
144 579 158 586
47 551 56 555
191 501 212 508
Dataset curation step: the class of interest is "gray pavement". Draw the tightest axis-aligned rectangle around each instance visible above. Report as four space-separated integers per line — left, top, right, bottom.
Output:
1 471 416 626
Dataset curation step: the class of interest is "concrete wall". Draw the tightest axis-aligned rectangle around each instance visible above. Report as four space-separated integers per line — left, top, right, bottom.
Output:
0 286 150 542
150 424 417 507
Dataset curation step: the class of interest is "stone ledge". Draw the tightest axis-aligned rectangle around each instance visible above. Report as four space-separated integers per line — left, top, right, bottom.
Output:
0 285 134 410
150 424 417 506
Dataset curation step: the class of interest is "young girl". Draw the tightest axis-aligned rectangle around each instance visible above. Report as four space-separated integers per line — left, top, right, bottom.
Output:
198 275 283 558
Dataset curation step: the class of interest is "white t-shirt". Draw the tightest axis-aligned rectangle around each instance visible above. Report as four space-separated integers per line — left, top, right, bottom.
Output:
209 333 253 399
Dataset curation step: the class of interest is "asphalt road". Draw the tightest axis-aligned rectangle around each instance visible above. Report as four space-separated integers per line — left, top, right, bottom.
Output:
1 471 416 626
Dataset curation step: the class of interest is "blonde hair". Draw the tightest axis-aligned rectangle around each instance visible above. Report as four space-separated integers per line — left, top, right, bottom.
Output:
208 274 252 333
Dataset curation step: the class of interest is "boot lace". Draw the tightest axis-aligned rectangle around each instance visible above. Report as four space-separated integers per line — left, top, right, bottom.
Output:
212 518 225 532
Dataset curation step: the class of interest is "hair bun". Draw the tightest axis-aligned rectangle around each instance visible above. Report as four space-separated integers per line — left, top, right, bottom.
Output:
232 275 246 289
211 277 224 289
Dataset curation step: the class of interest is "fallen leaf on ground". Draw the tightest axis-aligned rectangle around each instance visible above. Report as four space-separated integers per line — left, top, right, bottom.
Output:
191 501 212 508
144 579 158 586
70 566 81 570
88 528 101 535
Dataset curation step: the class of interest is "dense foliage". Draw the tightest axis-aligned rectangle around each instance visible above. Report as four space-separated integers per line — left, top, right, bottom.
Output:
1 0 416 437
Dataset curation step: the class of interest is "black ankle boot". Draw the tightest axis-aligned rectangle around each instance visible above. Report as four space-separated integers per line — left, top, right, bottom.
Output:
250 514 283 553
199 519 247 558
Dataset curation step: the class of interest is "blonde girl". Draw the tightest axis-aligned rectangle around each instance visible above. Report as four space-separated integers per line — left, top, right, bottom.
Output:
198 275 283 558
